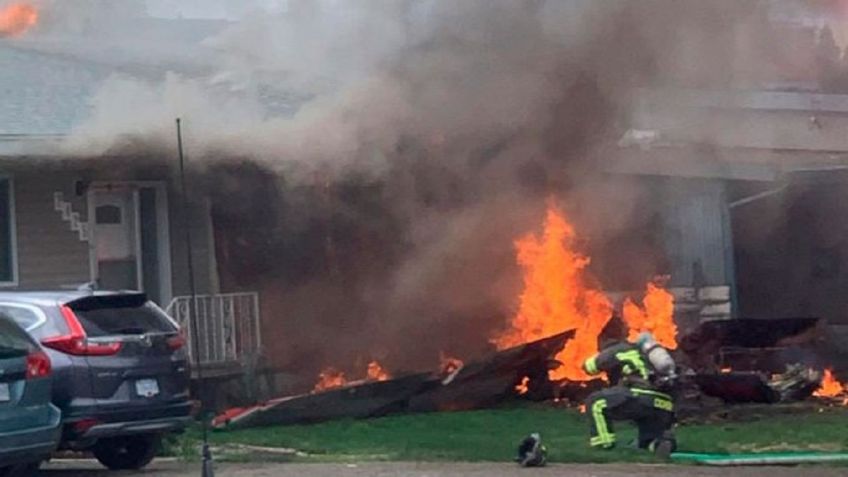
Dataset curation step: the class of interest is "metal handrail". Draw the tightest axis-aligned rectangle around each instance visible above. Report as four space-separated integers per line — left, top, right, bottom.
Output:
165 292 261 366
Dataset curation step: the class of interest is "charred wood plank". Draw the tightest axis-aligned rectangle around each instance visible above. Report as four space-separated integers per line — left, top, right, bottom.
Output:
213 331 573 430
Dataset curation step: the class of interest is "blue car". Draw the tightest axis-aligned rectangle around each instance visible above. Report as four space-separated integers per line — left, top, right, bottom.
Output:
0 315 61 476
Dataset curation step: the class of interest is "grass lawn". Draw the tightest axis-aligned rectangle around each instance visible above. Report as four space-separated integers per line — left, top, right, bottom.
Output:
179 404 848 463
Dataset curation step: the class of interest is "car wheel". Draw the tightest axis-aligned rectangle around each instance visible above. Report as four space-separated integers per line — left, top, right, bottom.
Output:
93 434 161 470
0 462 41 477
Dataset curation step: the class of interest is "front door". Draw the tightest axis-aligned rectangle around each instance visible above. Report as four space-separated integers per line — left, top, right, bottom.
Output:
92 188 140 291
89 184 171 304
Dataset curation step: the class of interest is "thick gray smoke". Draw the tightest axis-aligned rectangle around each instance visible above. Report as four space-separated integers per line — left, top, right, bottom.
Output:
22 0 777 381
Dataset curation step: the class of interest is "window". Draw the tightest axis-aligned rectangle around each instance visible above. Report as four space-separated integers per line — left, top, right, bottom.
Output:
0 317 34 356
95 204 122 224
0 305 44 331
0 179 15 283
69 296 176 337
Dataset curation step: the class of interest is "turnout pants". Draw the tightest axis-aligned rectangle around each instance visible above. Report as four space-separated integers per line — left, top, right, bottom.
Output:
585 385 674 449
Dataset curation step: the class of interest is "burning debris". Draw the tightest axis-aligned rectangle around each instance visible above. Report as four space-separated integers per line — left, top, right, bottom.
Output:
209 198 847 430
813 369 848 404
515 376 530 396
367 361 391 382
213 332 572 430
312 361 392 393
0 2 37 37
312 368 347 394
439 353 464 375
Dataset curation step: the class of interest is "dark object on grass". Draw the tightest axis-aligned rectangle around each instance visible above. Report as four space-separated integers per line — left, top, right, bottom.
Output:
680 318 823 380
680 318 821 351
694 373 779 403
212 372 433 430
214 332 573 430
408 331 573 413
768 364 821 402
516 433 547 467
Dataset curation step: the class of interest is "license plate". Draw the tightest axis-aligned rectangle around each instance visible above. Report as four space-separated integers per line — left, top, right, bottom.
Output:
135 379 159 398
0 383 9 402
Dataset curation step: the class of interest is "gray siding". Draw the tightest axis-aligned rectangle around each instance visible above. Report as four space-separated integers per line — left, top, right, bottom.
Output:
660 178 733 288
1 170 219 301
13 174 90 289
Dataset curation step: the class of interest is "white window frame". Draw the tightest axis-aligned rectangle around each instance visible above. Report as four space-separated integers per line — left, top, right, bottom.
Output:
0 176 19 287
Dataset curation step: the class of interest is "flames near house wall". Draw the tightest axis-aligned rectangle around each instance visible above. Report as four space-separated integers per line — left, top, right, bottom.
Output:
180 2 782 383
10 1 834 383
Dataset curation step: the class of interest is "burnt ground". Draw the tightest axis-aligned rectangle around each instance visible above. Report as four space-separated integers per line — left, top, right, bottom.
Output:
42 460 848 477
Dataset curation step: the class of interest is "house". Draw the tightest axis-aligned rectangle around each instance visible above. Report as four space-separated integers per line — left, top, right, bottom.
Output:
0 19 262 377
612 2 848 342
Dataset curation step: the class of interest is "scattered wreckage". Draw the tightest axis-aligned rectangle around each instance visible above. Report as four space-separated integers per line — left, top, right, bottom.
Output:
212 316 845 430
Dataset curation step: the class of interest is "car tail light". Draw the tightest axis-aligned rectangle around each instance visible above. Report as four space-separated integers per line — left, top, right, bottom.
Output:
25 351 51 379
166 333 186 351
72 418 101 435
41 306 123 356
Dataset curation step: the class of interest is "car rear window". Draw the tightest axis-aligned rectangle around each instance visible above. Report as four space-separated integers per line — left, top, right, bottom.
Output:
0 316 35 357
68 295 177 337
0 305 44 331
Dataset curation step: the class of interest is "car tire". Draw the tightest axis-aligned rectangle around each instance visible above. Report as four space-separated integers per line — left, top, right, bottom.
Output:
0 462 41 477
93 434 161 470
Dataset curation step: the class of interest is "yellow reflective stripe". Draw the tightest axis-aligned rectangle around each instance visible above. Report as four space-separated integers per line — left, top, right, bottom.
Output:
654 398 673 411
590 435 616 447
615 350 648 380
630 388 672 400
584 356 599 375
591 399 614 445
630 388 674 411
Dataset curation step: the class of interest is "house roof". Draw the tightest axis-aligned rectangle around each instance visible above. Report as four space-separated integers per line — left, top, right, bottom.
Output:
0 45 110 136
0 17 230 138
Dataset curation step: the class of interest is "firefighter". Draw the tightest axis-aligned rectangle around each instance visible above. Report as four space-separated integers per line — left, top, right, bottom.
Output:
583 332 678 457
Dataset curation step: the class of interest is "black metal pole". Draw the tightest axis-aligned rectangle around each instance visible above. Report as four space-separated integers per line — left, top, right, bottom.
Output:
176 118 214 477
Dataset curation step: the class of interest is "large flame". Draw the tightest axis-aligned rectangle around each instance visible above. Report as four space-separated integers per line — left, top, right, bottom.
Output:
492 203 613 381
0 3 37 37
814 369 846 398
622 281 678 349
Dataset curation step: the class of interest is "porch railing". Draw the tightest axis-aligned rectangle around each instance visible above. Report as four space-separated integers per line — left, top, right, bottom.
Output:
165 292 262 366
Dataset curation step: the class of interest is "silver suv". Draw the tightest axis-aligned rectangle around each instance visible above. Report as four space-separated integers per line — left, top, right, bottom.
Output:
0 291 192 470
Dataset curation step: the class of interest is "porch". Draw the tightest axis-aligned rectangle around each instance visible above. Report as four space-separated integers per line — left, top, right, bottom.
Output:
166 292 264 378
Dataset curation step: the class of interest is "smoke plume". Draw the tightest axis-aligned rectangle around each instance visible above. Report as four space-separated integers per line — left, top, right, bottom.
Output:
24 1 778 380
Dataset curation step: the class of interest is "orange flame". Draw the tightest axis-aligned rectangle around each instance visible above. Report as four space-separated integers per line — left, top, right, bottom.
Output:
622 282 677 349
0 3 37 37
814 369 846 398
439 352 464 375
720 367 732 374
366 360 390 382
515 376 530 395
492 203 613 381
312 361 392 393
312 367 347 393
